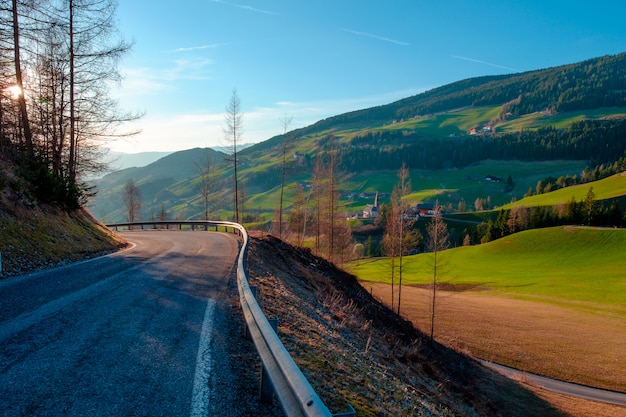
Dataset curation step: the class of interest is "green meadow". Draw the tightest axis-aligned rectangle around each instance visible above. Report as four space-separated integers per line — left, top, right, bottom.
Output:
497 107 626 132
499 172 626 209
373 106 502 136
350 226 626 309
244 160 588 216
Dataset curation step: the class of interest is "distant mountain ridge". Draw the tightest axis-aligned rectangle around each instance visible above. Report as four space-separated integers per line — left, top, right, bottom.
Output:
283 52 626 138
90 147 226 222
105 151 173 171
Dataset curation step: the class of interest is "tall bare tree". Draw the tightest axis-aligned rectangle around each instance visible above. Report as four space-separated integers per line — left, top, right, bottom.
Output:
195 149 215 220
1 0 138 207
123 179 142 223
224 89 243 223
287 183 307 244
383 163 414 314
277 114 293 238
312 156 325 254
63 0 136 181
11 0 33 157
382 188 401 312
426 200 450 341
311 143 343 262
396 163 413 315
326 148 339 261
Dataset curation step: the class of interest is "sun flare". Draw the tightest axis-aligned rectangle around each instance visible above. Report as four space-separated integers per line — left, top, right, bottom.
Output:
5 85 22 99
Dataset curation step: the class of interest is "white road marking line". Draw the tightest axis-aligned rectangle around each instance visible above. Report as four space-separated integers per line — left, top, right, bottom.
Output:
190 298 216 417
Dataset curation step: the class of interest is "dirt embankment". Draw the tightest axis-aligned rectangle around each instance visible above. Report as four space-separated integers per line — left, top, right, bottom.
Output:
0 206 125 277
247 232 567 417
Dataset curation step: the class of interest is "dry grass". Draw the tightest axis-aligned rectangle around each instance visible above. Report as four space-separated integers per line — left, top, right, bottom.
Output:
0 205 125 276
529 386 626 417
365 282 626 415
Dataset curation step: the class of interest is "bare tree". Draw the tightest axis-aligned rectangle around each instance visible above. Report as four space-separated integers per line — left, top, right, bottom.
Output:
383 163 415 314
312 156 325 255
426 200 450 341
10 0 33 157
382 188 401 312
65 0 137 181
507 205 529 233
311 144 343 262
396 163 413 315
195 149 215 220
158 204 167 221
224 89 243 223
287 183 307 244
326 149 339 261
123 179 142 223
278 114 293 238
1 0 138 207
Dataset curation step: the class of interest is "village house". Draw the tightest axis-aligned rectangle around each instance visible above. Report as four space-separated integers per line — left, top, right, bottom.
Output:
415 203 441 217
485 174 503 182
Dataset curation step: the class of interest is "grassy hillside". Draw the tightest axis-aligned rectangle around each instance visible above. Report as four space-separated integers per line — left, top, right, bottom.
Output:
497 106 626 132
350 226 626 308
274 53 626 138
89 147 227 223
0 152 126 278
245 160 589 216
0 205 125 277
499 171 626 209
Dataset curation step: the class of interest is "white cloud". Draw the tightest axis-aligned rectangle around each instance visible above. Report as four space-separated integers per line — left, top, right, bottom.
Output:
112 67 170 100
109 113 223 153
176 44 221 52
111 57 214 103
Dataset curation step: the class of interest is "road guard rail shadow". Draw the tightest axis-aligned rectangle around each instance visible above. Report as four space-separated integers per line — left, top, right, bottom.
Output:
107 221 352 417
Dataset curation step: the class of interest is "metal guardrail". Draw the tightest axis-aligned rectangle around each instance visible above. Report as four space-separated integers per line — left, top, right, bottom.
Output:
107 221 335 417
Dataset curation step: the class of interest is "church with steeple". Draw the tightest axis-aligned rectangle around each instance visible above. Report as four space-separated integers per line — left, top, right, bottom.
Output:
362 191 380 219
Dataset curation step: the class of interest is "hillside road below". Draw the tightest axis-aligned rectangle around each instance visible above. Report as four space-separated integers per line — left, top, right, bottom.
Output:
0 230 280 417
480 360 626 407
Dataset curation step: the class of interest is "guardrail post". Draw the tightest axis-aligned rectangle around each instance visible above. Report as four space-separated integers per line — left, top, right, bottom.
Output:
260 317 279 404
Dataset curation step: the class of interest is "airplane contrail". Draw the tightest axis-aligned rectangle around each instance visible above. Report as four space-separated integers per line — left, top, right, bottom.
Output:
342 28 409 46
450 55 520 72
209 0 278 15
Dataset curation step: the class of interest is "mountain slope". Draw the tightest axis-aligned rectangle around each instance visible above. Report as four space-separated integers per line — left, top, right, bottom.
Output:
285 52 626 136
89 53 626 223
89 147 226 222
234 53 626 191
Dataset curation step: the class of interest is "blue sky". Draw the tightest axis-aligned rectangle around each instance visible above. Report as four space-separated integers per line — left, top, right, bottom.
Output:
109 0 626 153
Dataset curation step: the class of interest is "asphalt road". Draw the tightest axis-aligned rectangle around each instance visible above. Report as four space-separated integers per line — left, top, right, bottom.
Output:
480 360 626 407
0 230 282 417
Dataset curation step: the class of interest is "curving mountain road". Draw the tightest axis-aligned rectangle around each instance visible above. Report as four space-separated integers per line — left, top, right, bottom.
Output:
0 230 281 417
